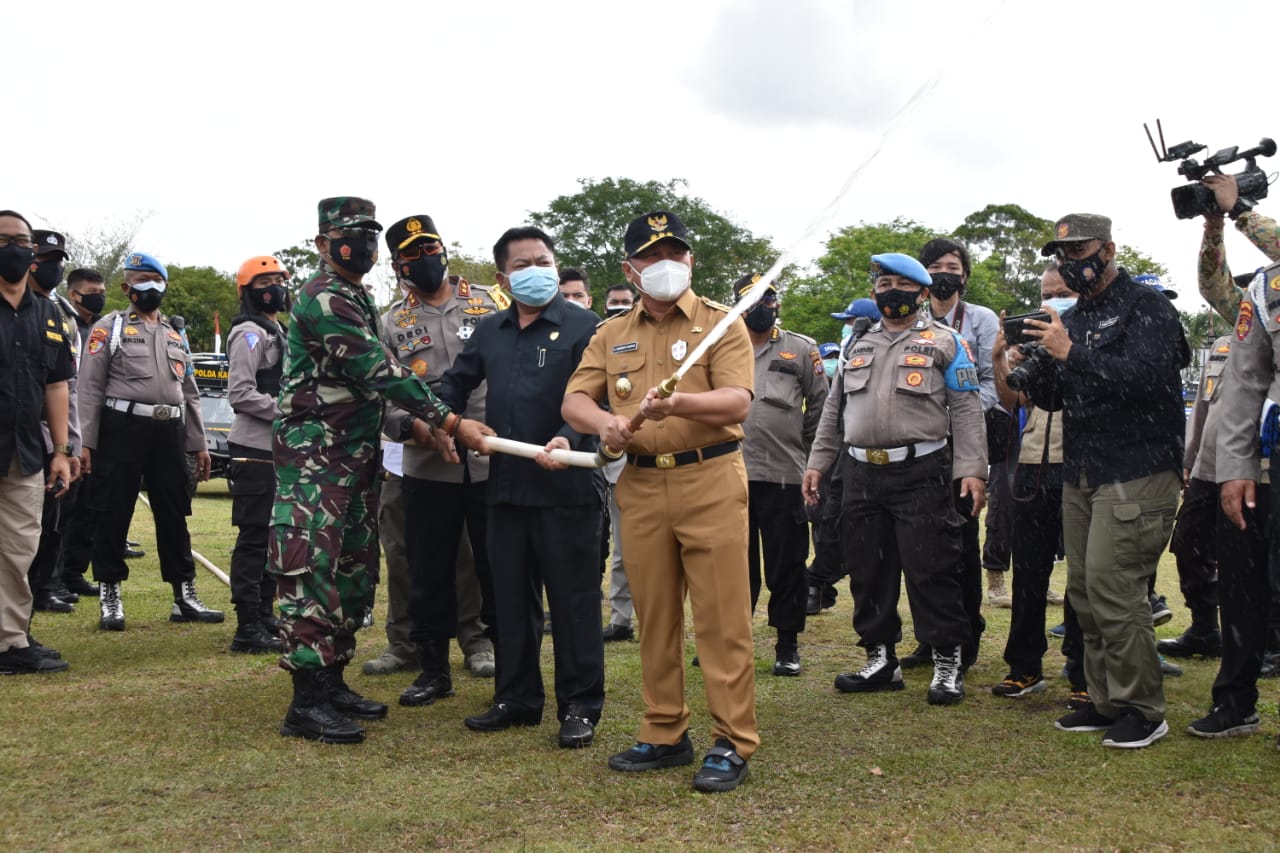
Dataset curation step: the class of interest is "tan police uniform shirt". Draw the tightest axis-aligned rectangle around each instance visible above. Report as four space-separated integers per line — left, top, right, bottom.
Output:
1218 263 1280 483
78 309 205 451
226 317 284 452
564 287 754 453
742 326 827 485
806 316 987 480
1186 334 1233 483
381 280 505 483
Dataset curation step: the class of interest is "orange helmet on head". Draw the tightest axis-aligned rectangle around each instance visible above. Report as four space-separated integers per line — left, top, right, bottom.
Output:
236 256 290 290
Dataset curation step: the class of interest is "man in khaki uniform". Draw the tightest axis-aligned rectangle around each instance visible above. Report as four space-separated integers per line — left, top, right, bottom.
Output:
563 210 756 794
734 272 827 676
803 252 987 706
78 252 221 631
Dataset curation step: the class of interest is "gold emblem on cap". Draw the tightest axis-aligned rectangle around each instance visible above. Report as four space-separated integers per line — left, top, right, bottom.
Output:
406 218 422 233
129 254 142 266
616 375 633 400
1056 223 1070 238
648 214 668 232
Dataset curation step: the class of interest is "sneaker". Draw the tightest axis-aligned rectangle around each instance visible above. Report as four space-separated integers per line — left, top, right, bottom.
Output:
1046 588 1065 606
927 645 965 705
692 738 749 793
0 644 69 674
773 649 801 677
361 649 417 676
1047 623 1065 640
608 732 695 772
558 710 595 749
834 644 904 693
1066 689 1091 711
361 603 375 629
466 650 496 678
1055 703 1117 732
1102 709 1169 749
992 673 1047 698
1187 705 1261 739
1149 594 1172 627
986 570 1011 608
1159 655 1183 677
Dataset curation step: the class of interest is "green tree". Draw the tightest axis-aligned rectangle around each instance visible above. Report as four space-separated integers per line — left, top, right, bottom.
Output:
274 240 320 284
161 265 240 353
64 211 152 285
529 177 781 306
952 203 1054 312
448 243 498 288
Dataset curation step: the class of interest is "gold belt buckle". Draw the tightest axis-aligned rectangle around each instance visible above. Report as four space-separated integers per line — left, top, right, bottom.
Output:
866 448 890 466
153 406 172 421
655 453 676 469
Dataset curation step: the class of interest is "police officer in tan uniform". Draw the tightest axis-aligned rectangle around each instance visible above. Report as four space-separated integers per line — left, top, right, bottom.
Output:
734 272 827 676
378 215 506 706
803 253 986 706
77 252 222 631
563 210 757 794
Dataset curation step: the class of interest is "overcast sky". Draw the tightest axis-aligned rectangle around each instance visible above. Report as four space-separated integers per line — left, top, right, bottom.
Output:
12 0 1278 311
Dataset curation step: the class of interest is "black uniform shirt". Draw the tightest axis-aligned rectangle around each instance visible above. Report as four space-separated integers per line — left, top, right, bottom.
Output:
440 293 598 507
0 286 74 476
1024 271 1189 487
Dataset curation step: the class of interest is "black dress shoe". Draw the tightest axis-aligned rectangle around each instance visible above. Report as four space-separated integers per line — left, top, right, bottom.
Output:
47 580 78 604
805 586 822 616
399 673 455 707
0 645 70 674
63 575 100 597
558 714 595 748
601 623 634 643
26 635 61 660
123 545 145 559
464 702 542 732
33 591 74 613
900 644 932 669
1157 626 1222 658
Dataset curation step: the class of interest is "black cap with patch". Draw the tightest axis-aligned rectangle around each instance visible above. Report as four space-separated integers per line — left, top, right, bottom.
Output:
623 210 692 258
32 229 68 260
732 272 776 302
385 215 442 254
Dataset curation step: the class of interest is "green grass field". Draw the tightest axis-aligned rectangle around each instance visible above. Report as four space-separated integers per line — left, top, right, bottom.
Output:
5 479 1280 851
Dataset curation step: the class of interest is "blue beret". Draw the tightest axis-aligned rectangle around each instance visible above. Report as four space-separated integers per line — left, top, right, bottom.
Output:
818 342 841 359
831 297 880 321
124 251 168 281
870 253 931 287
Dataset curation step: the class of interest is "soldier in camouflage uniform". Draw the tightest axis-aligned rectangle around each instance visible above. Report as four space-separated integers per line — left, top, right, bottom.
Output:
271 197 492 744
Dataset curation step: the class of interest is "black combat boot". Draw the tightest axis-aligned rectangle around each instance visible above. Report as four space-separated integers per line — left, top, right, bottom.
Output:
399 639 455 706
280 669 365 744
229 612 285 654
317 663 388 720
170 580 225 623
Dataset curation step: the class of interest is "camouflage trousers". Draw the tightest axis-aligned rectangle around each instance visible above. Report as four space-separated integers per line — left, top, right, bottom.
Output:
268 469 380 672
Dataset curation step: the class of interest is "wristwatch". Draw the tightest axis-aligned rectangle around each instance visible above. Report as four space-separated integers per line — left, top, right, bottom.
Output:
53 443 73 455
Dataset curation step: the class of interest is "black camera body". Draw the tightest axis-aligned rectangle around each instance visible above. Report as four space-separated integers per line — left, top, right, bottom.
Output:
1003 310 1050 347
1146 121 1276 220
1006 344 1054 394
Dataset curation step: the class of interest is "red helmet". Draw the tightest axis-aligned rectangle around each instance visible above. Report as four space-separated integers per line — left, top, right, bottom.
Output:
236 256 290 289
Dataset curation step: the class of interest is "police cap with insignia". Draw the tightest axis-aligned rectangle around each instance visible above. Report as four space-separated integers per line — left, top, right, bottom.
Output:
1040 213 1112 257
831 297 879 320
386 215 443 253
318 197 383 233
124 251 168 281
818 342 841 359
870 253 931 287
32 229 68 260
731 272 776 303
623 210 692 258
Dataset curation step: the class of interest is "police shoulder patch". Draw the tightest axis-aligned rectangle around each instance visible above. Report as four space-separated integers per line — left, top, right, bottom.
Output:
1236 300 1255 341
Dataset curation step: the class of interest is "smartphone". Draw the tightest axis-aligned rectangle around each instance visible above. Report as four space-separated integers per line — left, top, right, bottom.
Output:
1002 310 1050 346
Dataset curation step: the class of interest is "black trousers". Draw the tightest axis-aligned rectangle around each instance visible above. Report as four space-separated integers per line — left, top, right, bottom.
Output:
955 479 985 661
60 476 94 580
88 409 195 585
1210 478 1273 716
839 449 970 650
1003 462 1065 677
485 502 604 722
747 481 809 639
807 469 846 588
982 458 1014 571
228 442 275 622
402 473 495 655
1168 477 1220 625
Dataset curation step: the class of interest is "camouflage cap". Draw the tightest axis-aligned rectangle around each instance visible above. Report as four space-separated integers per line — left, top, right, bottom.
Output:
318 197 382 233
1041 213 1112 256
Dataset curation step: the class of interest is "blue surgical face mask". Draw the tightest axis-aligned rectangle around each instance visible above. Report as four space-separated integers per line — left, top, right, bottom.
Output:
1043 296 1077 315
840 323 853 342
823 357 838 379
507 265 559 307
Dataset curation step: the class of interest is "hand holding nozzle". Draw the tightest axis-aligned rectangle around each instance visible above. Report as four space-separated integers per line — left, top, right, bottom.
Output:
597 374 678 462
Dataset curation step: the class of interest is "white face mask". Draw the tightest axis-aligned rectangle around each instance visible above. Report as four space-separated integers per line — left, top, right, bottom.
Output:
633 259 691 301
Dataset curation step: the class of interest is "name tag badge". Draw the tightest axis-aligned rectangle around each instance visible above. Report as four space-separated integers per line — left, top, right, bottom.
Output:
612 342 638 354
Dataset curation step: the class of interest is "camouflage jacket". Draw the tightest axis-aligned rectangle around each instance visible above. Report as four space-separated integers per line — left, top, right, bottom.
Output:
274 262 451 485
1198 212 1280 323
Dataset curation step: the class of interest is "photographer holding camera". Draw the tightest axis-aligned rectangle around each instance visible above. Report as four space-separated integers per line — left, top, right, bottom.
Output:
1013 213 1190 749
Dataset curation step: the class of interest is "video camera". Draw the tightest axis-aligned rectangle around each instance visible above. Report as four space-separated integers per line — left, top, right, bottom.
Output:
1145 119 1276 219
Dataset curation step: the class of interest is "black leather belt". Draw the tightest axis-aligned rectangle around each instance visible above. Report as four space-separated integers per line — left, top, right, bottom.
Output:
627 441 740 469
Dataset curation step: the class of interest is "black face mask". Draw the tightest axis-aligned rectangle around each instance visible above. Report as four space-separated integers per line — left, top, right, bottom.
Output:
77 292 106 315
928 272 963 301
874 288 921 319
398 253 448 295
744 303 778 333
1060 250 1108 295
248 284 287 313
0 244 34 284
129 287 165 313
328 234 379 276
31 259 64 292
605 306 631 319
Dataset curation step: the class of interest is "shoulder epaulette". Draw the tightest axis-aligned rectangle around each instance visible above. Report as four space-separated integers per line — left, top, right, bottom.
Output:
698 295 732 312
786 328 818 346
480 283 511 311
